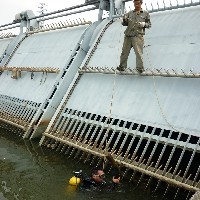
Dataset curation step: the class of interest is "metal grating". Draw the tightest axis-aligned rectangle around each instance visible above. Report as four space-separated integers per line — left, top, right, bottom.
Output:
40 107 200 192
0 94 40 133
79 66 200 78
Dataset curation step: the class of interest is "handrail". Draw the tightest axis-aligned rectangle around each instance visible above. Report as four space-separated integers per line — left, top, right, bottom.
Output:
0 1 100 29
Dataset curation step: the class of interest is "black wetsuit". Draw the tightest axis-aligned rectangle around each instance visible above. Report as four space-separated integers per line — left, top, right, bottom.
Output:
80 176 119 191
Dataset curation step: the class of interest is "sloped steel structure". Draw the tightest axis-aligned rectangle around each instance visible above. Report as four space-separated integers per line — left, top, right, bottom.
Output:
0 19 97 138
0 0 200 196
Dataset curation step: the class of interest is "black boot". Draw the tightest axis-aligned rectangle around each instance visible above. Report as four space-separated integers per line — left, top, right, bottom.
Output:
136 68 144 74
116 66 126 71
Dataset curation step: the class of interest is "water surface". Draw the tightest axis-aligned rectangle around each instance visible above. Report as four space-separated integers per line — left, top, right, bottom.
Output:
0 128 190 200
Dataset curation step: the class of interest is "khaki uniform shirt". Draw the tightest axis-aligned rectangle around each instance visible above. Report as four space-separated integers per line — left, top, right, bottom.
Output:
122 9 151 37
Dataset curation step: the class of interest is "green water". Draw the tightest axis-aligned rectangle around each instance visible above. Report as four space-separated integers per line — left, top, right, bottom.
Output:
0 128 190 200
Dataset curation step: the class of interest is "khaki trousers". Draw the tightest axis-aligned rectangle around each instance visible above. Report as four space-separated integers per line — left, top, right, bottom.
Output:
120 35 144 70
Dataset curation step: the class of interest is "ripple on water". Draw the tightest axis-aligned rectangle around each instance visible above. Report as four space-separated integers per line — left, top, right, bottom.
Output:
0 128 191 200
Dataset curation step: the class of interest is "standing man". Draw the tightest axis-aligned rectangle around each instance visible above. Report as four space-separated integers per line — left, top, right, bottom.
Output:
117 0 151 73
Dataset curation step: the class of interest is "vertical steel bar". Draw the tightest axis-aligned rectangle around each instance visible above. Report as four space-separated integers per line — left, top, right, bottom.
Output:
13 100 23 119
56 142 63 152
20 104 31 123
59 109 77 138
92 117 113 149
98 119 118 150
163 0 166 8
110 121 127 153
172 135 191 178
145 3 148 10
60 144 68 153
87 115 105 146
68 147 77 158
54 109 73 136
151 3 153 11
154 130 173 170
182 138 200 183
162 132 182 175
174 187 180 199
74 148 82 159
53 116 65 136
117 122 134 157
26 103 37 123
170 0 172 7
24 102 35 122
65 146 73 156
90 155 97 166
21 102 32 122
2 98 11 116
18 101 29 121
146 129 164 167
70 111 84 139
122 124 142 161
63 110 79 137
131 125 149 161
84 153 92 164
76 113 93 142
50 107 70 134
81 114 98 143
157 1 159 10
163 184 170 198
138 127 156 164
193 165 200 186
73 112 88 140
15 101 23 120
27 103 39 122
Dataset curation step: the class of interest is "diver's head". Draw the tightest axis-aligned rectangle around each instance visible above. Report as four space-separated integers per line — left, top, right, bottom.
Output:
98 170 105 179
91 169 105 183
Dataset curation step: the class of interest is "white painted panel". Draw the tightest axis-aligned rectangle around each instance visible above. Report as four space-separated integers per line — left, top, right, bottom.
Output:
67 73 200 137
87 6 200 72
8 25 89 69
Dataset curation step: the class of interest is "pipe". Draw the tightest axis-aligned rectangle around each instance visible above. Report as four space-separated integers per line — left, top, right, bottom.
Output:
0 1 99 29
29 1 100 21
38 7 97 22
0 25 20 32
109 0 115 19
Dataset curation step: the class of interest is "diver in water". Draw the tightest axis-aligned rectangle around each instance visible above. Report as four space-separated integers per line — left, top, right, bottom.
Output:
82 168 106 189
70 153 121 191
73 168 121 191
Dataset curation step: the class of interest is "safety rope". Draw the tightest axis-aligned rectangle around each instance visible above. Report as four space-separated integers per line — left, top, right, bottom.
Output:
103 61 117 169
103 19 123 169
144 42 181 133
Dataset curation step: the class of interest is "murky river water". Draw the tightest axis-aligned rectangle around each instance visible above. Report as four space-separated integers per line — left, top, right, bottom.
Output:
0 128 190 200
